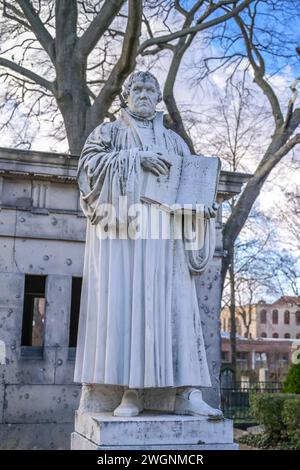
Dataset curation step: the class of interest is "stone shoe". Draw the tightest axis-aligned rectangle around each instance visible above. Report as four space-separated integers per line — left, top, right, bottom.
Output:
174 388 223 420
113 389 143 417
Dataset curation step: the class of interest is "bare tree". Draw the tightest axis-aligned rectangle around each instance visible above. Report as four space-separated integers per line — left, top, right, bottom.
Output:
277 188 300 253
235 280 256 338
222 210 300 381
202 73 300 378
0 0 254 153
200 74 265 379
221 4 300 285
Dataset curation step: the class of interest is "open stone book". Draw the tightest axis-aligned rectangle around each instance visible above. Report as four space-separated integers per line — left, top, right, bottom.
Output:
140 154 221 213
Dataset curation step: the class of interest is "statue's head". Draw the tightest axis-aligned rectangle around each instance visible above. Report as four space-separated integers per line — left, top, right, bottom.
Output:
123 71 162 118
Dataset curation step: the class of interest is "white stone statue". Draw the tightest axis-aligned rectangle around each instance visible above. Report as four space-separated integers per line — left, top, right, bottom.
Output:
75 70 222 419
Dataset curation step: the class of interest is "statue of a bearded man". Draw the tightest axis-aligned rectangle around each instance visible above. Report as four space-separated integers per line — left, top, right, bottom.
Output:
74 70 222 419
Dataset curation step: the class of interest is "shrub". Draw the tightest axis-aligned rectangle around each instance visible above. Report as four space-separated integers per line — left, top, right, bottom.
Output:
283 362 300 394
282 397 300 449
250 393 299 442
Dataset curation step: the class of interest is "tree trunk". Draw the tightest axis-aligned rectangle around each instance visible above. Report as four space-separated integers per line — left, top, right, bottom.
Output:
229 248 237 386
56 79 90 154
54 0 91 154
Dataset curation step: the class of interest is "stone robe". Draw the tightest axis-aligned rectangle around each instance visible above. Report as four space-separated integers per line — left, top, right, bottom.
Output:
74 108 214 389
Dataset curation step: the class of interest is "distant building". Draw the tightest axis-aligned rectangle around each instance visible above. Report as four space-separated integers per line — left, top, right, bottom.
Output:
221 334 299 381
221 297 300 381
221 296 300 340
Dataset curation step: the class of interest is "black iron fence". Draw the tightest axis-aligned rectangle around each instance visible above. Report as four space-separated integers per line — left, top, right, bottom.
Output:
221 381 283 421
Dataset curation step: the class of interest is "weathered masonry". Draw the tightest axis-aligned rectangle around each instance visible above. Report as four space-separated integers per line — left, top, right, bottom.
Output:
0 147 248 449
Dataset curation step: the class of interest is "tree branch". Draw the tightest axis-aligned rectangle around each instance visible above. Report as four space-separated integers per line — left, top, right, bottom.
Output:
87 0 142 132
138 0 254 55
54 0 79 92
0 57 55 92
163 33 195 152
223 133 300 265
174 0 189 16
162 0 223 151
284 77 300 129
3 1 31 29
289 107 300 132
189 0 206 16
235 14 284 128
140 43 175 56
261 133 300 168
78 0 125 57
142 12 154 39
55 0 78 51
15 0 55 62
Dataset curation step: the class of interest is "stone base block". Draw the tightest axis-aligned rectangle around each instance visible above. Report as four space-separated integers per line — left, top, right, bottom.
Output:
71 411 238 450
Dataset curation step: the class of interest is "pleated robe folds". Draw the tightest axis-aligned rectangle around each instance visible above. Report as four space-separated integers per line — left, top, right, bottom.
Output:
74 109 212 389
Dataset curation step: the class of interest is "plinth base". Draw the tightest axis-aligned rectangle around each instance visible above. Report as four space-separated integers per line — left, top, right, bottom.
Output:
71 411 238 450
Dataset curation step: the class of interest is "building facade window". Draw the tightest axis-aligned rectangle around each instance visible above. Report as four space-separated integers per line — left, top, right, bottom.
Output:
69 277 83 347
261 332 267 338
260 309 267 324
296 311 300 326
236 318 242 336
296 333 300 339
284 333 291 339
255 352 268 369
272 310 278 324
21 275 46 347
237 352 249 370
272 332 279 338
284 310 290 325
221 351 230 362
280 354 289 366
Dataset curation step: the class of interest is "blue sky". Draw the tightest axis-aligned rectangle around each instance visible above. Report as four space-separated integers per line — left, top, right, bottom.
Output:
180 0 300 77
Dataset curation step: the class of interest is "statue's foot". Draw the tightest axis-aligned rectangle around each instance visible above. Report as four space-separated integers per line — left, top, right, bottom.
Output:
174 388 223 420
113 389 143 417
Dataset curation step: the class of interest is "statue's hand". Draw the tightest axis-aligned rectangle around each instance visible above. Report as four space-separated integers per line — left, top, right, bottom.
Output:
204 202 219 219
140 151 172 177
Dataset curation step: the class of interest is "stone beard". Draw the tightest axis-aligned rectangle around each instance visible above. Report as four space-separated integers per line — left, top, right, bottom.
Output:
75 106 212 389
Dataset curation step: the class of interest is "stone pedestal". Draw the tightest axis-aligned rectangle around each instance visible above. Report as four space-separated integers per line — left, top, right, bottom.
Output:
71 411 238 450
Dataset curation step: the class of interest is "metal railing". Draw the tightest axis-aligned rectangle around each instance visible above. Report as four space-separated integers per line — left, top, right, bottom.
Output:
221 381 283 421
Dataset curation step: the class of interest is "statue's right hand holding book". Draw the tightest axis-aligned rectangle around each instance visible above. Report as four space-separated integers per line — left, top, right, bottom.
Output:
139 150 172 177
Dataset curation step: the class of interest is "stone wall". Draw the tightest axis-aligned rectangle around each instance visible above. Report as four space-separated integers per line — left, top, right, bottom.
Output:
0 148 84 449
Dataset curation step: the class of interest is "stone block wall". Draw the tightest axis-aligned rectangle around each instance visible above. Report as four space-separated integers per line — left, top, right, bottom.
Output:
0 148 84 449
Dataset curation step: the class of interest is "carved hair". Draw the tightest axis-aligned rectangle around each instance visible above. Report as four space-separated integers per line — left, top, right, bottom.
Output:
122 71 162 102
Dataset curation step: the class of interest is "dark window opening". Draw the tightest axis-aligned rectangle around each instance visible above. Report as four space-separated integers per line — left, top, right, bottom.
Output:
21 275 46 347
272 310 278 324
260 310 267 324
69 277 82 347
284 310 290 325
281 354 289 364
221 351 230 362
237 352 249 360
